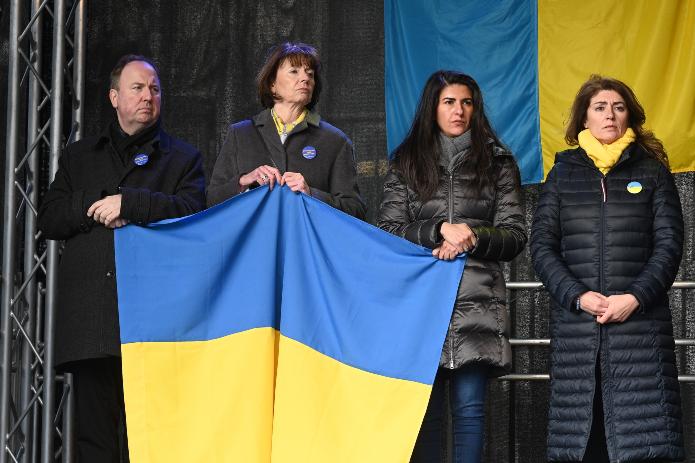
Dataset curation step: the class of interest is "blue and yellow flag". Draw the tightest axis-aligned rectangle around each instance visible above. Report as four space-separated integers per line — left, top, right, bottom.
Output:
385 0 695 182
115 186 465 462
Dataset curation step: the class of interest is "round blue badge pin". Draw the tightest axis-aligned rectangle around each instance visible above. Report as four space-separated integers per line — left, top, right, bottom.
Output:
302 146 317 160
133 153 149 166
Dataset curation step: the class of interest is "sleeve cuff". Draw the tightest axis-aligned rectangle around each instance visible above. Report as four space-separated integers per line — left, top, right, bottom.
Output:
573 296 582 312
120 187 151 224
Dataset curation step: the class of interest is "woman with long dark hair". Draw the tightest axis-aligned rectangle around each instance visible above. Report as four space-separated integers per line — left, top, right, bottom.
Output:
531 75 684 462
378 70 527 462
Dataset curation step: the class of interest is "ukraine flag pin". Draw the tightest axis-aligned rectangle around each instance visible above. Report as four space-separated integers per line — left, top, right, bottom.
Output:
627 181 642 194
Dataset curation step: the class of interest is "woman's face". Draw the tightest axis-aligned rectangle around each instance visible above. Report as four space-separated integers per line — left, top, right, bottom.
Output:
584 89 629 144
436 84 474 138
271 58 315 107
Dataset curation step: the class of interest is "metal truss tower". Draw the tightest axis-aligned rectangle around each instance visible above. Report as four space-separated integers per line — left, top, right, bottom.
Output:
1 0 86 461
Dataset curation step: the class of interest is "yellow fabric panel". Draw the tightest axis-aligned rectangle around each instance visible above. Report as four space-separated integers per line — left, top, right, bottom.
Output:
121 328 278 463
539 0 695 177
271 335 432 463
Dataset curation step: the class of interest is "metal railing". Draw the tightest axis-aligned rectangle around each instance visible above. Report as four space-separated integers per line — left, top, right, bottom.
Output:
500 281 695 382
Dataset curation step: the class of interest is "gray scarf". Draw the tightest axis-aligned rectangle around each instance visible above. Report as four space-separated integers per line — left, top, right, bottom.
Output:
439 130 472 172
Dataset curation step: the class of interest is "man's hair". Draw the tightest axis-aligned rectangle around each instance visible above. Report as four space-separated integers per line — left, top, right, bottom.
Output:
110 54 160 90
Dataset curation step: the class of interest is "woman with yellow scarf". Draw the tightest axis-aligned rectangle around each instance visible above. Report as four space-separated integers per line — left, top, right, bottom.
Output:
531 75 684 462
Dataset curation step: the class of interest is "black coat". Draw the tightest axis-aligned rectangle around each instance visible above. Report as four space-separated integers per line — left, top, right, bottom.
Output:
530 144 684 462
207 109 366 219
37 128 206 365
378 146 527 375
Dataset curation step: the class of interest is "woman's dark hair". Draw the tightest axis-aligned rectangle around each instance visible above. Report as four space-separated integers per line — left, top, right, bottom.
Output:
392 70 502 200
256 42 322 110
566 74 668 167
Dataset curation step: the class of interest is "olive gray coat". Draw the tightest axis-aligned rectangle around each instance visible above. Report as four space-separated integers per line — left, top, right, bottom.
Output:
207 109 365 219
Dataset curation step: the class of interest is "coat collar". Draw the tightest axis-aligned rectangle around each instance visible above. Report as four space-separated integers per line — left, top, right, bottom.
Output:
444 140 512 173
252 109 286 172
93 121 169 154
556 142 643 173
252 108 321 131
251 108 321 173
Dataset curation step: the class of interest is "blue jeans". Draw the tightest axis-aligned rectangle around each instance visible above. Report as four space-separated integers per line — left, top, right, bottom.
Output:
410 365 488 463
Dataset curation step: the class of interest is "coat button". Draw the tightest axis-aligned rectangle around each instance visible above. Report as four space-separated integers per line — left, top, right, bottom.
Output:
106 271 114 278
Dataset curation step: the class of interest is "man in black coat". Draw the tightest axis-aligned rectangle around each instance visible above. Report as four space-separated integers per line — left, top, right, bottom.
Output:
37 55 205 462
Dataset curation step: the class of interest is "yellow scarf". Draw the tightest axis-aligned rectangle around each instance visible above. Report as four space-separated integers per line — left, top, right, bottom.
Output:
577 128 636 174
271 109 308 136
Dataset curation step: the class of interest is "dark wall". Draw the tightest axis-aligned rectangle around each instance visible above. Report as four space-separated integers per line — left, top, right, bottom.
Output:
82 0 387 222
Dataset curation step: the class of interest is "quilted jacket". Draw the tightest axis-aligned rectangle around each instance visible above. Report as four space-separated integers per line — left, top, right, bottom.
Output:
378 145 526 375
530 143 684 462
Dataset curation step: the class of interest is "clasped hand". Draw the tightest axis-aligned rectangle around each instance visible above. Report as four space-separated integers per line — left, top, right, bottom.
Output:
432 222 477 261
578 291 639 324
87 194 128 229
239 165 310 194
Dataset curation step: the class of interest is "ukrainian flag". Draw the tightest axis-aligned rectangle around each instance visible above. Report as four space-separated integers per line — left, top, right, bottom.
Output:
385 0 695 183
115 186 465 462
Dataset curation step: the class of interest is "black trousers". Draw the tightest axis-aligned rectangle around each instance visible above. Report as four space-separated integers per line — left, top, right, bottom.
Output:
59 357 129 463
582 366 610 463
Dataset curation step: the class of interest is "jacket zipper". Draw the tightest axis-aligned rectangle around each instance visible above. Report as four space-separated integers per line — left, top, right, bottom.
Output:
448 171 455 368
600 177 607 202
599 176 606 293
589 175 607 460
448 172 454 223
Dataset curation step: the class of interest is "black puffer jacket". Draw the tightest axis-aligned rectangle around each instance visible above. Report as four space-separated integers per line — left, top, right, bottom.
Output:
378 147 526 375
530 144 684 462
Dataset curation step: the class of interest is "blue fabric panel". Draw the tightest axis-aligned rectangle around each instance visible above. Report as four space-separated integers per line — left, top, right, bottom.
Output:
115 186 465 384
385 0 543 184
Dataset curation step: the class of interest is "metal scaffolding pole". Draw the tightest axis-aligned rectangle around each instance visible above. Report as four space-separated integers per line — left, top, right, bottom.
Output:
1 1 24 462
71 0 86 143
18 2 45 461
61 3 85 461
42 0 67 460
1 1 83 461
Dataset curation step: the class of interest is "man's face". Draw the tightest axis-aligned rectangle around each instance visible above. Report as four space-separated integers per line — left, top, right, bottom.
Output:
109 61 161 135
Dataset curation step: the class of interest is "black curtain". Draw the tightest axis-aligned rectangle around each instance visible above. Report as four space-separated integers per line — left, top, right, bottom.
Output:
81 0 387 220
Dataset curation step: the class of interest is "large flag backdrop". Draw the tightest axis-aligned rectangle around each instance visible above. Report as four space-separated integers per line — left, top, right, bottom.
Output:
385 0 695 183
115 186 466 462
